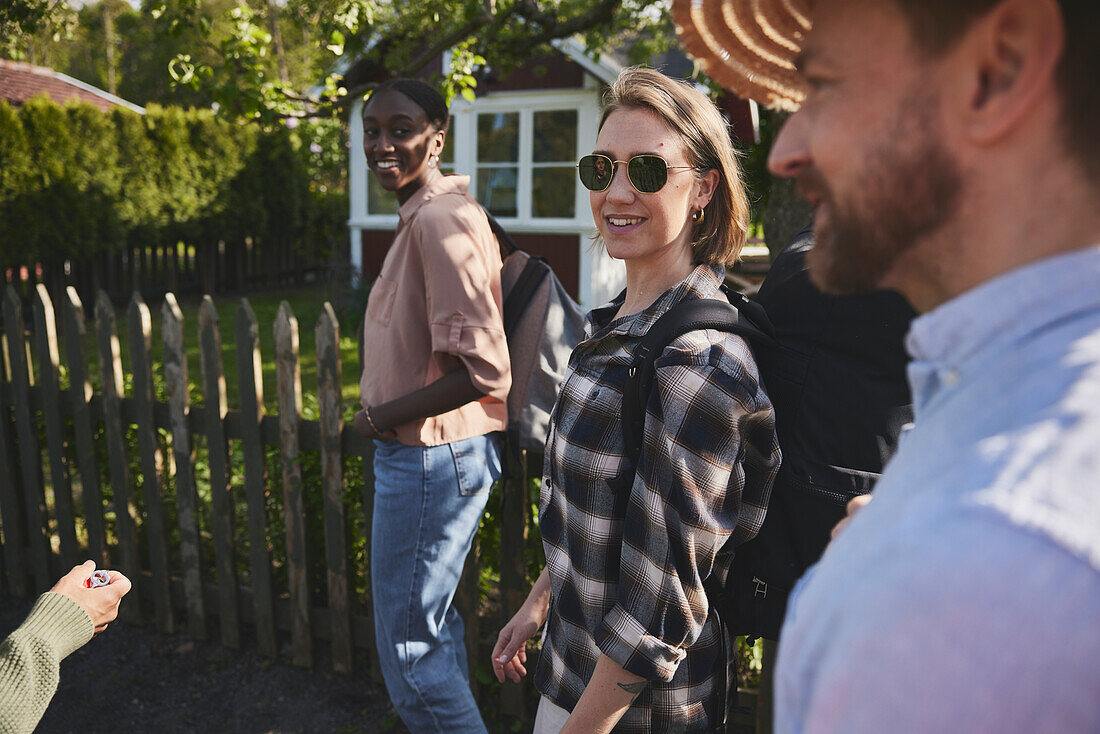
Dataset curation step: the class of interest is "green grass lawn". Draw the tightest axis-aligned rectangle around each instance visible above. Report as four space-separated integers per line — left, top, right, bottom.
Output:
95 285 364 421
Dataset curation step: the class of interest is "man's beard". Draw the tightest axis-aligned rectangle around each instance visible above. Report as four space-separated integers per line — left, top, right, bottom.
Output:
804 91 962 296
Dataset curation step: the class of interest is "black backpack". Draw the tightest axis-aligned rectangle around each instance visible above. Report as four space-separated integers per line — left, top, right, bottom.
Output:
618 231 915 644
615 289 783 642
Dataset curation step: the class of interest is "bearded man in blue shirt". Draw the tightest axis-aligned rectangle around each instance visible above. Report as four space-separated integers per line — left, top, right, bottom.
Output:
675 0 1100 731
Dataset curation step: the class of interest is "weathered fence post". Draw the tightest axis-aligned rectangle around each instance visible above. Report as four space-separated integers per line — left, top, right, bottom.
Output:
33 285 78 570
0 323 28 596
499 451 530 719
358 406 382 685
235 298 276 658
198 296 240 649
317 303 352 673
4 287 51 591
95 290 140 621
163 294 206 640
63 288 107 568
129 292 174 633
274 302 312 667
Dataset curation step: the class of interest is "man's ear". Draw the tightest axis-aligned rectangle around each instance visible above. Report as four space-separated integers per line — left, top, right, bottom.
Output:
957 0 1065 144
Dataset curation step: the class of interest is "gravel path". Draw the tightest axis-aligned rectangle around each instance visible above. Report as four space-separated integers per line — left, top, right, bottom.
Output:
1 593 408 734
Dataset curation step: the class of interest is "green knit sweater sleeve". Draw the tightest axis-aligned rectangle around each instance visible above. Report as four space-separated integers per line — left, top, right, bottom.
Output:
0 592 94 734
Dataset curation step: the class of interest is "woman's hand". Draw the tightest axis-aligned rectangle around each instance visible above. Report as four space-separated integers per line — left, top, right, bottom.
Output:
492 569 551 683
51 560 132 634
353 408 379 438
492 606 542 683
353 408 394 440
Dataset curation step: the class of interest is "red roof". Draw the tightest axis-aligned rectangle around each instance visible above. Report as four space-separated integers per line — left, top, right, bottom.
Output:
0 59 143 113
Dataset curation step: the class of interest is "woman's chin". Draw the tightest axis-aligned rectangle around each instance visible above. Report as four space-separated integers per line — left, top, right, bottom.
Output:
374 177 401 192
602 241 634 262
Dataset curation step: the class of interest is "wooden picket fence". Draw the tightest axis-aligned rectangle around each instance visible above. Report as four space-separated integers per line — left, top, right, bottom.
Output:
0 283 533 715
2 237 339 313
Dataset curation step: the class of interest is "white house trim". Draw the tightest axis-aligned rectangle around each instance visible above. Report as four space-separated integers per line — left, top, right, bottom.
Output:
551 37 621 85
50 69 145 114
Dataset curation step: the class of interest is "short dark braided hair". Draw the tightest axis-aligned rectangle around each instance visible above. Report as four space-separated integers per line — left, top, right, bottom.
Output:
364 78 449 131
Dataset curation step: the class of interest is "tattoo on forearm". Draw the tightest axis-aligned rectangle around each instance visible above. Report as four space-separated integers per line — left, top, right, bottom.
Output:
616 680 647 697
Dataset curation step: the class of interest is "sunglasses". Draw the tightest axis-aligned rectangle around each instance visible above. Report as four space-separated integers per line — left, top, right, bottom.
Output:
576 154 694 194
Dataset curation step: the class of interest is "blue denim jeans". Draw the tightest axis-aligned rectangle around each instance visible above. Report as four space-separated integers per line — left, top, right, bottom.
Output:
370 433 501 734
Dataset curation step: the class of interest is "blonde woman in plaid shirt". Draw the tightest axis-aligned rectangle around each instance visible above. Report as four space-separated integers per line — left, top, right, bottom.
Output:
492 67 781 734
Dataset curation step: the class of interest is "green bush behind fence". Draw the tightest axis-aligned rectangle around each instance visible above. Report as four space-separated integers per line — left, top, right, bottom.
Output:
0 97 344 274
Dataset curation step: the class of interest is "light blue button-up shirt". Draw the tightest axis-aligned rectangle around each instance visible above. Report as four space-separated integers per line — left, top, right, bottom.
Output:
775 246 1100 733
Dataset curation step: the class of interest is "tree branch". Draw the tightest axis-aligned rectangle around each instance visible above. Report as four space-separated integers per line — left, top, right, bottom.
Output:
511 0 622 45
395 7 493 77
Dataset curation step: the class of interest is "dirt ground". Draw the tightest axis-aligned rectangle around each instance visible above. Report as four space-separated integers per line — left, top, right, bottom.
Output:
0 593 409 734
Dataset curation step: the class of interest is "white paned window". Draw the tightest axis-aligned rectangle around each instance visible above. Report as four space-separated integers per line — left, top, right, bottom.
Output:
531 109 577 219
476 112 519 218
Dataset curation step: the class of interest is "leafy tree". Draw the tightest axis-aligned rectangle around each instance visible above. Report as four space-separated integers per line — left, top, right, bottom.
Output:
61 0 139 97
0 0 78 61
163 0 677 124
117 0 242 108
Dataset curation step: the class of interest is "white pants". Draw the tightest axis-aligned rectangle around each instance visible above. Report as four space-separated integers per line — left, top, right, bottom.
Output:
532 696 571 734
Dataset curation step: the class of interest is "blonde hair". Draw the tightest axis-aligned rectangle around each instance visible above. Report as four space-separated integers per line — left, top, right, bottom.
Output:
599 67 749 266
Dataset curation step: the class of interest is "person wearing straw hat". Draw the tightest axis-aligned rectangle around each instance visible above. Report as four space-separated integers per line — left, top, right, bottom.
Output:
673 0 1100 731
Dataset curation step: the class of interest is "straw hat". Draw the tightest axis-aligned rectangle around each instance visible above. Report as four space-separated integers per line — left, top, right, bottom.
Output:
671 0 812 111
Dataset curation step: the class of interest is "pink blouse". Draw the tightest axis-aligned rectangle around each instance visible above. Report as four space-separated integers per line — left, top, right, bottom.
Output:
359 175 511 446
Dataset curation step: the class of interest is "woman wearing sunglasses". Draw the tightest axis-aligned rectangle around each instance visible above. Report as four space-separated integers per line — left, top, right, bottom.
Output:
353 78 510 734
491 67 780 733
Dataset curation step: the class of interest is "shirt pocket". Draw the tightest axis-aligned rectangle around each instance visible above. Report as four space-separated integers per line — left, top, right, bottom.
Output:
366 276 397 326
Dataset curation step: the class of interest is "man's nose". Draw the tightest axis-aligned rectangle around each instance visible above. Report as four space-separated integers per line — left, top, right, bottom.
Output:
767 111 810 179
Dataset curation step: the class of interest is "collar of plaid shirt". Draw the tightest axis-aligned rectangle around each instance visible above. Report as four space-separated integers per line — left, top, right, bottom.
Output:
586 263 726 339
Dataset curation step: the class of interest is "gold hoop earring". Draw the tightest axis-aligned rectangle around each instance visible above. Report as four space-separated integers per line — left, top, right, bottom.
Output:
693 208 705 224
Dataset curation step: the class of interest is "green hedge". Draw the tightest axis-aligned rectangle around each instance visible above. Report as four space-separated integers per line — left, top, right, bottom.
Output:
0 96 346 270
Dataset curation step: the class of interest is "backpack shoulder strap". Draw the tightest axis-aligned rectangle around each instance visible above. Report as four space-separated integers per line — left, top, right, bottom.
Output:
502 255 549 336
483 207 519 255
620 296 773 471
485 205 550 335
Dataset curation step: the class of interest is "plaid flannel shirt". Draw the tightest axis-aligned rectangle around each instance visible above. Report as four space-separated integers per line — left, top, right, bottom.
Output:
535 264 781 733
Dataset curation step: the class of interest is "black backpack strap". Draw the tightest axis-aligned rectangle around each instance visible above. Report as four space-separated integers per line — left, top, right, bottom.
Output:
485 204 549 336
619 297 773 476
502 256 550 336
483 207 519 255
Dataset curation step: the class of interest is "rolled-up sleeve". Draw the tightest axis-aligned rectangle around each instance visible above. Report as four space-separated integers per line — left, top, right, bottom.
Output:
594 332 779 681
415 201 511 403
